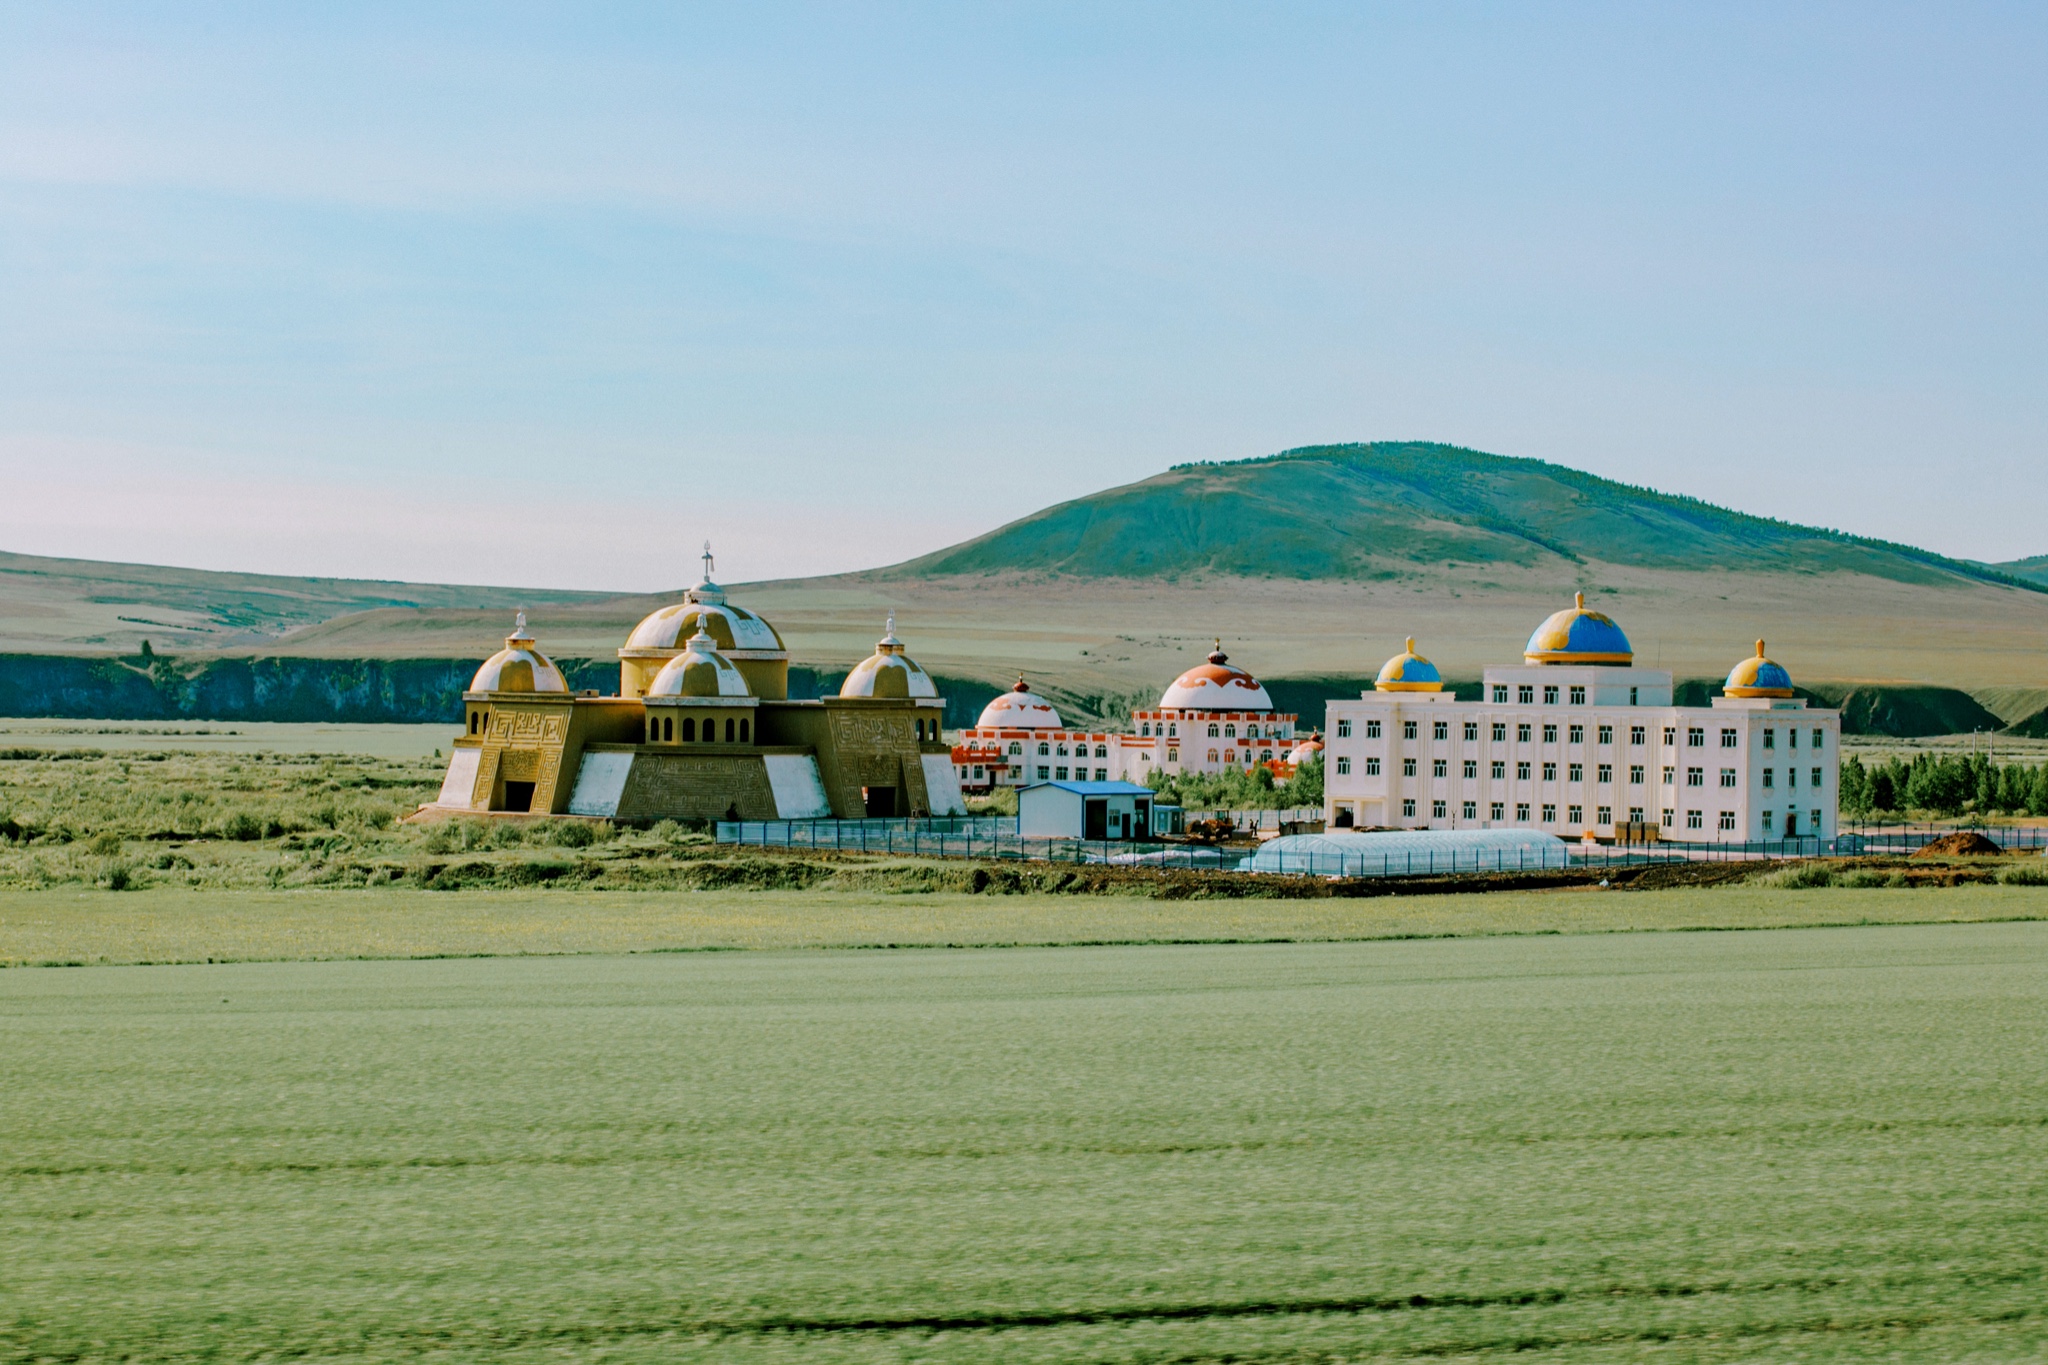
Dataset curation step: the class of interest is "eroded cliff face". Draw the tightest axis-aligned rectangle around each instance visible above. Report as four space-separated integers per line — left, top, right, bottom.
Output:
0 656 1003 728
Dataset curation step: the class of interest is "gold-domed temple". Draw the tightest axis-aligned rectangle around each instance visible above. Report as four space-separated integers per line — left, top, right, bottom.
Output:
426 549 964 821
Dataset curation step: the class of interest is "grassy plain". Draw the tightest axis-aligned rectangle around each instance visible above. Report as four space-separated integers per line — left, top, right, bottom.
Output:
0 718 452 757
5 923 2047 1362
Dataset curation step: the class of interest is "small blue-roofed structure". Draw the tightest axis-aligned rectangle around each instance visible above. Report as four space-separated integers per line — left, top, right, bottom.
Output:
1244 828 1568 878
1018 780 1156 841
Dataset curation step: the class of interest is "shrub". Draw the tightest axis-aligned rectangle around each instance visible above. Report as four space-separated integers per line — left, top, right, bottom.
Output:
88 831 124 856
546 821 600 848
221 813 265 842
1765 863 1836 889
1839 869 1901 888
1998 861 2048 886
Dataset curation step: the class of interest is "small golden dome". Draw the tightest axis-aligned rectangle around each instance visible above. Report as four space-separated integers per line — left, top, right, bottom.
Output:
839 613 938 699
468 612 569 694
646 625 752 699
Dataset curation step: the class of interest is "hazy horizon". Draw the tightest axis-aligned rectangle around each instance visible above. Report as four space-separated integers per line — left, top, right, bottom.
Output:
4 4 2044 589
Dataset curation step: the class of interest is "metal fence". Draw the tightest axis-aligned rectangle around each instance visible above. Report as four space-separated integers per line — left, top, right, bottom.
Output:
718 816 2046 878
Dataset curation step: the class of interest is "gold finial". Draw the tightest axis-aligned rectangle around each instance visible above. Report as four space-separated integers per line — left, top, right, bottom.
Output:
1405 636 1416 654
1756 639 1766 657
1574 591 1585 610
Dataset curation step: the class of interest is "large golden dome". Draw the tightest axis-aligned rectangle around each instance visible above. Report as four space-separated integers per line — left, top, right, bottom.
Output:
619 545 789 699
1524 592 1634 665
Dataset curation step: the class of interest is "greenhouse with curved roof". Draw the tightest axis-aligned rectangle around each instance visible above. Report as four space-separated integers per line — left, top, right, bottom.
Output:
1243 828 1569 878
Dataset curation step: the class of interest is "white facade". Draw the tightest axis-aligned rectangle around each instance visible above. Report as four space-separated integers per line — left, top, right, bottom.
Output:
1323 662 1840 843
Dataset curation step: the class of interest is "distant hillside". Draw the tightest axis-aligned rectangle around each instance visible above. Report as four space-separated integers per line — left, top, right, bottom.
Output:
0 550 619 653
891 443 2040 591
1996 555 2048 588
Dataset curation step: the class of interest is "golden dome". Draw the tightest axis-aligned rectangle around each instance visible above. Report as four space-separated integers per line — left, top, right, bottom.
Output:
468 613 569 694
1375 637 1445 692
1524 591 1634 665
1723 640 1795 698
839 614 938 699
619 544 789 699
646 625 752 699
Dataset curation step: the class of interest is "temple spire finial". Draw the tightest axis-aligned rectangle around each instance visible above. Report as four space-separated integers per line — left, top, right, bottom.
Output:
701 540 715 583
1574 590 1585 610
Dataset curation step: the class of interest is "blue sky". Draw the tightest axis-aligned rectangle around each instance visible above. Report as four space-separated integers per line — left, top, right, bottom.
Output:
1 3 2043 588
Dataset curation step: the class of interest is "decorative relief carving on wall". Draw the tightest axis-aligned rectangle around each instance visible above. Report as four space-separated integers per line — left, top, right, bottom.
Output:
499 749 540 781
618 755 777 820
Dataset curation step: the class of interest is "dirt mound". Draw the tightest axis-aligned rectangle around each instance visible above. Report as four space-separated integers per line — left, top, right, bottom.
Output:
1913 831 2005 857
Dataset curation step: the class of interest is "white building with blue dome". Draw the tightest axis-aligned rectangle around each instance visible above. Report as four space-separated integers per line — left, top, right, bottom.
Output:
1321 594 1841 844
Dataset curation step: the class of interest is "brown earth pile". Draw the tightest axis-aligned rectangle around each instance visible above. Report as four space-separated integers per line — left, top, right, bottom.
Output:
1913 831 2005 857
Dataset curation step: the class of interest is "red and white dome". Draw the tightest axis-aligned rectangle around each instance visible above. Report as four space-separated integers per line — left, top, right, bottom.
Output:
1159 643 1272 712
1287 735 1324 766
976 679 1062 730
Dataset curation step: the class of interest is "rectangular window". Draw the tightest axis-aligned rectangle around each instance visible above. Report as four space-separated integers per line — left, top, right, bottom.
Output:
1432 800 1447 818
1037 766 1050 779
1688 727 1705 747
1402 799 1416 817
1403 720 1418 740
1723 768 1738 788
1568 724 1584 744
1812 766 1823 787
1762 728 1775 749
1787 768 1797 789
1597 763 1612 783
1630 764 1644 785
1335 756 1351 774
1433 758 1448 778
1492 685 1508 703
1567 804 1583 823
1336 719 1352 738
1788 728 1799 750
1662 809 1674 827
1811 807 1822 829
1687 767 1704 787
1812 728 1825 749
1403 758 1417 776
1516 761 1532 780
1492 722 1507 742
1433 720 1448 741
1663 726 1677 746
1568 762 1583 782
1569 686 1586 705
1630 725 1645 746
1366 720 1381 738
1492 760 1506 779
1543 685 1559 705
1541 803 1557 822
1518 685 1534 704
1490 801 1505 821
1629 687 1639 706
1095 768 1108 781
1543 723 1558 743
1662 766 1674 785
1462 801 1477 819
1726 729 1742 749
1464 759 1478 779
1687 809 1703 829
1761 768 1773 789
1543 761 1558 781
1722 810 1740 831
1516 802 1531 821
1366 757 1380 775
1463 722 1479 741
1055 766 1068 780
1598 724 1613 745
1627 806 1643 822
1517 723 1532 743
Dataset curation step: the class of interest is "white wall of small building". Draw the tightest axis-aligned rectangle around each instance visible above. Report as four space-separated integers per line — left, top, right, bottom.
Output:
1320 667 1839 843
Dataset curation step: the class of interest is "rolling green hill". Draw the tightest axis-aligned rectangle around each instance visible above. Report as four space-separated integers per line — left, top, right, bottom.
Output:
1996 555 2048 588
892 443 2041 590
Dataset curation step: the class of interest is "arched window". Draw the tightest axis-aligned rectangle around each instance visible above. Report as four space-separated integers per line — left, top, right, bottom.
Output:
470 713 480 735
664 716 674 742
1009 742 1022 755
1056 743 1068 756
725 717 735 742
1140 723 1150 737
1207 749 1219 762
1208 723 1219 737
1168 723 1177 737
1094 745 1107 758
703 718 716 743
739 718 749 743
647 718 656 742
1224 723 1236 737
682 717 696 742
1038 742 1050 756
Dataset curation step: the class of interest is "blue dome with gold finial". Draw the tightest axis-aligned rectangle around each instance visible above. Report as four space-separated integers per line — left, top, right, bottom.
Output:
1724 640 1794 698
1524 592 1633 665
1375 637 1445 692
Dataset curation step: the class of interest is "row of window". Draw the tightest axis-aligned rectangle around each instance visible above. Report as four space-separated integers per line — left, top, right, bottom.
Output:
1036 766 1112 781
647 715 751 744
1387 800 1826 832
1137 721 1289 738
1334 717 1829 750
1341 754 1830 787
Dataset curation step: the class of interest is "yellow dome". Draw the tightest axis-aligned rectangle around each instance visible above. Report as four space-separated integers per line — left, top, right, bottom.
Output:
1375 637 1445 692
839 614 938 699
468 613 569 694
1524 592 1634 665
646 625 752 699
1723 640 1795 698
619 545 789 700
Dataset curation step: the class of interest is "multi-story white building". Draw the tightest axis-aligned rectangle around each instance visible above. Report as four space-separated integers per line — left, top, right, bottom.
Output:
1322 596 1840 843
951 646 1301 790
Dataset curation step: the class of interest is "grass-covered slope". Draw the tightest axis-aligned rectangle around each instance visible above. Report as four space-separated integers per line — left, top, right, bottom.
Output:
892 443 2040 589
1995 554 2048 587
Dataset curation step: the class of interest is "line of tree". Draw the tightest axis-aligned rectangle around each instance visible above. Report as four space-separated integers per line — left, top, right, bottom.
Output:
1145 756 1323 811
1838 753 2048 819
